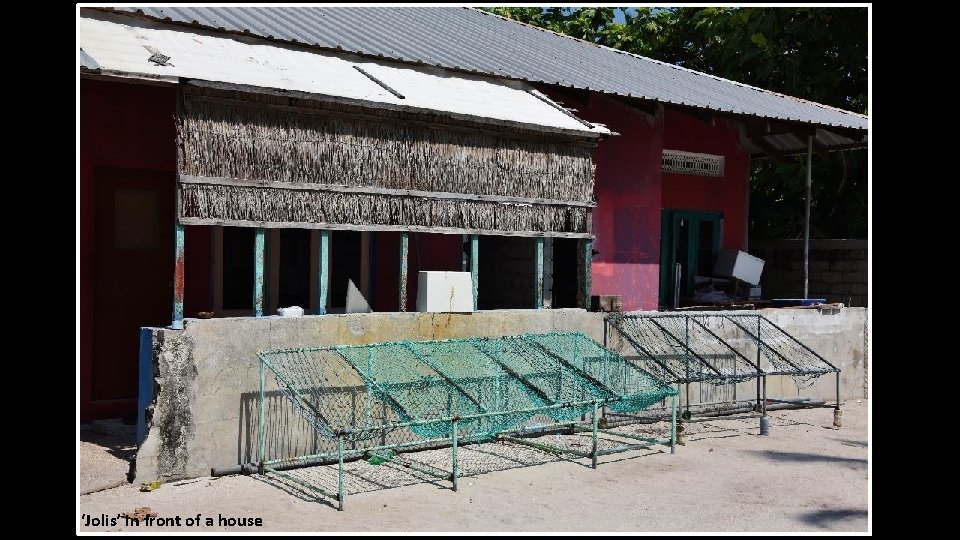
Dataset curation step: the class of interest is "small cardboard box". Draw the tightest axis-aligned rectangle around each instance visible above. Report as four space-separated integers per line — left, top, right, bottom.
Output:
591 295 623 312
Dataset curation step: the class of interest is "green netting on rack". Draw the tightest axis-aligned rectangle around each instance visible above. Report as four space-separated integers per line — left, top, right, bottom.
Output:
334 341 485 439
470 334 613 422
404 339 548 437
260 332 678 445
257 347 382 443
258 333 680 510
607 315 761 385
716 314 839 388
523 333 677 413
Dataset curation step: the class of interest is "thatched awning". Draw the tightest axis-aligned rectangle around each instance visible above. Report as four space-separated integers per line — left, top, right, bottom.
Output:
177 87 600 237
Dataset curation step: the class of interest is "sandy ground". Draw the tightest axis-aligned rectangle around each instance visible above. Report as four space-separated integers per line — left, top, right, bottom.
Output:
79 425 136 495
78 401 868 533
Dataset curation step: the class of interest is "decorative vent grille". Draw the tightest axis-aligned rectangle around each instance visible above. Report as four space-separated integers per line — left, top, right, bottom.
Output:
662 150 725 177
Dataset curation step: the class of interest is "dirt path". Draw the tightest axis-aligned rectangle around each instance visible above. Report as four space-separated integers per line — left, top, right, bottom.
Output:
78 401 868 532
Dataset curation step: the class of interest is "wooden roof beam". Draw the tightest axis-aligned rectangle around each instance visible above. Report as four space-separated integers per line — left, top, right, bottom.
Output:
812 139 831 160
749 132 787 164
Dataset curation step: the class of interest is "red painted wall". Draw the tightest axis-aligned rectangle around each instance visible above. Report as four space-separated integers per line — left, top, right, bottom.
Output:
537 88 751 311
589 97 665 311
81 79 210 420
372 232 462 312
537 89 665 311
661 108 750 250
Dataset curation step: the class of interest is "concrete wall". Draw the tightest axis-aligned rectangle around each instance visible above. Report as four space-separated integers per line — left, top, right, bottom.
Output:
756 307 867 403
751 239 868 307
136 309 601 482
136 307 867 482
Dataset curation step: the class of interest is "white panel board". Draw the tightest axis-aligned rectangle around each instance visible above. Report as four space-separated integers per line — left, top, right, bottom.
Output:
416 271 474 313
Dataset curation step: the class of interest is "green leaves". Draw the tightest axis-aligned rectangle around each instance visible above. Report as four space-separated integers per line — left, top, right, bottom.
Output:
750 32 768 48
487 6 866 240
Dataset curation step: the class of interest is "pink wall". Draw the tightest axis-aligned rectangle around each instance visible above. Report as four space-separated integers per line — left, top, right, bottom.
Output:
661 108 750 251
589 98 665 311
538 88 752 311
538 89 665 311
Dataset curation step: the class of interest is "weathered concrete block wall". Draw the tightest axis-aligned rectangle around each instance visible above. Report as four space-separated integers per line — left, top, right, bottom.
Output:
136 307 867 482
136 309 602 482
606 307 868 408
751 239 868 307
757 307 867 401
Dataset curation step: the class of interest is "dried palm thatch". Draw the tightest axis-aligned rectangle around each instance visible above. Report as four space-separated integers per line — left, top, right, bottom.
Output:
177 87 598 236
179 184 588 235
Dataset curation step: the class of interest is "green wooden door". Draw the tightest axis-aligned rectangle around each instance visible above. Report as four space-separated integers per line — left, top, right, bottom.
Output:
659 210 722 307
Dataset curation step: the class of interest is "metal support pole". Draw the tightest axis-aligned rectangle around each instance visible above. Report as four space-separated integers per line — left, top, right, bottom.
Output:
591 400 599 469
535 237 544 309
835 371 841 409
762 375 767 415
670 393 677 454
756 315 762 410
398 232 409 312
804 135 812 299
470 235 479 310
759 375 771 435
451 417 459 491
171 223 185 329
580 238 593 309
317 230 330 315
337 436 345 511
673 263 682 308
756 378 761 411
254 228 265 317
833 371 843 428
684 315 691 416
258 358 265 473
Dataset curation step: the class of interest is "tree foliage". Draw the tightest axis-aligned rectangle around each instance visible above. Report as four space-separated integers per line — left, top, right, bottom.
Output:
487 7 868 239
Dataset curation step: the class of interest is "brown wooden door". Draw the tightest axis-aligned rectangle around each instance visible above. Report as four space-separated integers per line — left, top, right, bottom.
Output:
93 168 174 403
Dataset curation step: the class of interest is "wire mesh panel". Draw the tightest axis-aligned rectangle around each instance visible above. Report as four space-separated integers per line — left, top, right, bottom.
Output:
334 342 485 439
606 313 838 389
607 314 760 385
257 332 679 510
524 333 675 413
260 332 677 445
719 313 838 387
258 347 381 443
472 335 613 421
405 339 547 438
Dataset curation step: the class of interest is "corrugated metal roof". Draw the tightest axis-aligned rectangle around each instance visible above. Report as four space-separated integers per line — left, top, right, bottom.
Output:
79 47 99 71
108 6 867 132
78 11 608 138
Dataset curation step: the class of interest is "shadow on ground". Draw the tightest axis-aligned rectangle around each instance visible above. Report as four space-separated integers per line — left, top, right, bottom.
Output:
259 432 669 505
81 429 137 462
798 508 867 529
748 450 866 466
